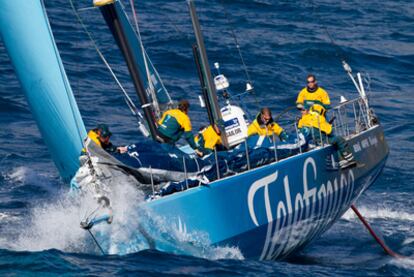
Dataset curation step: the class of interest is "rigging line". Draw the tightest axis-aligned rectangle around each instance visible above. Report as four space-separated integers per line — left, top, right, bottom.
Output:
68 0 143 121
219 0 259 107
164 13 193 44
274 106 297 122
119 1 173 110
121 0 172 106
219 0 252 84
308 0 349 63
87 229 106 255
128 0 161 117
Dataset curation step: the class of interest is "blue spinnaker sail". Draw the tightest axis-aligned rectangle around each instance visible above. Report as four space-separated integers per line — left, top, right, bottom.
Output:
0 0 86 181
114 1 172 118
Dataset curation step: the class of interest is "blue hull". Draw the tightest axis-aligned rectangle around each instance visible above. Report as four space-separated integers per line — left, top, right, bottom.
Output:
144 125 388 259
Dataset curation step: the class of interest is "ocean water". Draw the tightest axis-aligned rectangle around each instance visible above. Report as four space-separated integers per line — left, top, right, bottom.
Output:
0 0 413 275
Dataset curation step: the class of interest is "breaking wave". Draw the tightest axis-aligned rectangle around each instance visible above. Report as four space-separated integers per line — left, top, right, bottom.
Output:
0 176 243 260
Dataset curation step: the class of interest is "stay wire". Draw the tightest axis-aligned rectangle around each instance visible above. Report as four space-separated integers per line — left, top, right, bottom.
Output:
218 0 252 84
68 0 144 123
165 14 194 46
219 0 259 107
308 0 349 64
165 3 260 108
88 229 106 255
127 0 161 117
274 106 297 122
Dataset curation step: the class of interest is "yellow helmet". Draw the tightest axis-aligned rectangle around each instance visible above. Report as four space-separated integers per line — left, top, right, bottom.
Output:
310 104 326 117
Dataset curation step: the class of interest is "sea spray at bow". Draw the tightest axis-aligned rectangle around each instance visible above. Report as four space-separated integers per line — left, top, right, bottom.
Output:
1 166 243 259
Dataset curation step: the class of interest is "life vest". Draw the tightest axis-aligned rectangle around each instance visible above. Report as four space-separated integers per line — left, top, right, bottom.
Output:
298 104 332 135
247 118 283 137
296 86 330 109
196 125 222 150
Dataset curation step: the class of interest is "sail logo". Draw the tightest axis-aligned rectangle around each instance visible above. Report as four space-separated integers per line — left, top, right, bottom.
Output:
247 157 354 260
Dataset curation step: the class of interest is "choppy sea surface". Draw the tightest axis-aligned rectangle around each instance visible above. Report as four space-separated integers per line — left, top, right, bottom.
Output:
1 0 413 275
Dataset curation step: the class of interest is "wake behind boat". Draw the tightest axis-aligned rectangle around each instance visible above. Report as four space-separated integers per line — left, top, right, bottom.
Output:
0 0 389 259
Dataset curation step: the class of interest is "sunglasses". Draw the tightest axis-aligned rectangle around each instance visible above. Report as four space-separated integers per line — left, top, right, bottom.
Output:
307 80 316 84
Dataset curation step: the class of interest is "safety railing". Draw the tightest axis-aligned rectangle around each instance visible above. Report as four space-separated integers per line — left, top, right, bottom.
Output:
331 97 372 138
148 96 375 196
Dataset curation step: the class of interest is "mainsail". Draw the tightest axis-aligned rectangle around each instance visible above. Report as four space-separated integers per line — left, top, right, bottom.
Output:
0 0 86 181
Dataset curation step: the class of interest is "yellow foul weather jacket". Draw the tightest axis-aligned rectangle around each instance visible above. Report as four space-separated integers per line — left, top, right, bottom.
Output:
296 86 330 109
195 125 222 152
247 119 284 137
298 111 332 135
157 109 198 149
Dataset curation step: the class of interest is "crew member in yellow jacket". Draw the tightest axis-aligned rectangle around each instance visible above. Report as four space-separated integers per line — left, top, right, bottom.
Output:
247 107 288 141
296 74 330 110
83 124 127 154
195 124 223 155
298 104 355 168
157 99 202 156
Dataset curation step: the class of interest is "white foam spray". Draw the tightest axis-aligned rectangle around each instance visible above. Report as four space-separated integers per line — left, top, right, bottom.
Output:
1 163 243 259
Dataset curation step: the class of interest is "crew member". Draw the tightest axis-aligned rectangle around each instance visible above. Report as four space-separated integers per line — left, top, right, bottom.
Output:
247 107 288 141
296 74 330 110
157 99 202 155
84 124 127 154
298 104 355 168
195 124 222 155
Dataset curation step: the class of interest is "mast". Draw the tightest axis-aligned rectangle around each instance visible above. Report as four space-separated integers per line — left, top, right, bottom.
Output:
98 3 158 140
192 44 214 125
187 0 229 148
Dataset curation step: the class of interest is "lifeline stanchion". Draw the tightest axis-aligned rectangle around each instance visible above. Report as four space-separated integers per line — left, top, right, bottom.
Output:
150 165 155 195
344 106 350 137
244 139 251 170
214 147 220 180
336 107 344 137
351 204 405 259
294 122 303 153
317 116 324 147
352 102 359 133
357 99 370 130
333 112 339 135
311 123 316 144
272 133 278 162
183 156 189 190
